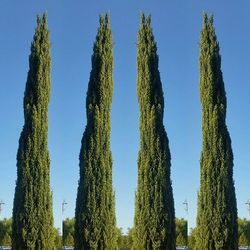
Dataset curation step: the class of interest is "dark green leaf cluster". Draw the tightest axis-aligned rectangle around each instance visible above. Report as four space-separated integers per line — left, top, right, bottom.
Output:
133 14 175 250
175 218 188 247
195 13 238 250
117 228 133 250
12 13 54 250
63 218 75 246
238 218 250 246
188 227 197 250
0 218 12 246
53 228 62 250
74 14 117 250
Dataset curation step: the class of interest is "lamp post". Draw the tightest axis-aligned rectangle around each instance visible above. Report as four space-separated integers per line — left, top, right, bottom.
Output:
62 200 67 246
246 200 250 216
0 200 5 219
245 200 250 250
182 199 188 248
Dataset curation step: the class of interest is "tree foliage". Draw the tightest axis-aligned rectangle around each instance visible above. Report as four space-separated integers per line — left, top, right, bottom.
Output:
63 218 74 246
175 218 187 246
53 228 62 250
74 13 117 250
238 218 250 246
188 228 197 250
0 218 12 246
133 13 175 250
117 228 133 250
195 13 238 250
12 13 54 250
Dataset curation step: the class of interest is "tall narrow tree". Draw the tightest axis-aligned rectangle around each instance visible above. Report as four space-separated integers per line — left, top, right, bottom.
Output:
12 14 54 250
74 14 117 250
195 14 238 250
133 14 175 250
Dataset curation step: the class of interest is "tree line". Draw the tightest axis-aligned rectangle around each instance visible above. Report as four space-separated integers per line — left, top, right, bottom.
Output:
2 217 250 248
9 11 238 250
0 217 188 248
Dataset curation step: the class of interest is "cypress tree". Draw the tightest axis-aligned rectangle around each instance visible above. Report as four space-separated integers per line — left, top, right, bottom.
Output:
133 14 175 250
12 14 54 250
195 13 238 250
74 14 117 250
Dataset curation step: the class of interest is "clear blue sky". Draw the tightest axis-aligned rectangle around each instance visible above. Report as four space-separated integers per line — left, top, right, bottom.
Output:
0 0 250 234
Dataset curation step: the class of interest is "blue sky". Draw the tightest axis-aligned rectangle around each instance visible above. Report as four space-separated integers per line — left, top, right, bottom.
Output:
0 0 250 234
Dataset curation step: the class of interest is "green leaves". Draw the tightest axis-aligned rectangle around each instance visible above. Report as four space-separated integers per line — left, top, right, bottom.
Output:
238 218 250 246
175 218 188 247
196 13 238 250
0 218 12 246
75 14 117 250
12 13 54 250
133 13 175 250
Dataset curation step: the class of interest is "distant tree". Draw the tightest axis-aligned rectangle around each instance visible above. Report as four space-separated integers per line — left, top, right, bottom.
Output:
63 218 74 246
133 13 175 250
175 218 188 246
12 13 54 250
0 218 12 246
238 218 250 246
126 228 133 249
53 228 62 250
117 228 128 250
188 228 197 250
74 13 117 249
195 13 238 250
117 228 133 250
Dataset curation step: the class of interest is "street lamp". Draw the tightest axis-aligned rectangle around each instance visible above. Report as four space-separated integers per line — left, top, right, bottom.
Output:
245 200 250 250
183 199 188 215
62 200 67 245
0 200 5 219
245 200 250 216
182 199 188 248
